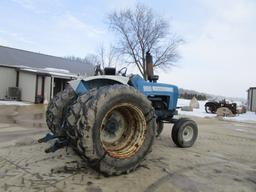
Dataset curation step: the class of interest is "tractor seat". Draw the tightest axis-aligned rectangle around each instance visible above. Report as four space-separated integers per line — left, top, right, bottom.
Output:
104 67 116 75
148 75 159 82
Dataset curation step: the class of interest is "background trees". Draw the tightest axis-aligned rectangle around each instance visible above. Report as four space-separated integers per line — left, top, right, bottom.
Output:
108 4 182 79
66 3 181 79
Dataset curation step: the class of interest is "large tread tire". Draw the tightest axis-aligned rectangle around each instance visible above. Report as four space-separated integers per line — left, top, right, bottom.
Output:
76 84 156 176
46 85 77 136
64 88 98 151
171 118 198 148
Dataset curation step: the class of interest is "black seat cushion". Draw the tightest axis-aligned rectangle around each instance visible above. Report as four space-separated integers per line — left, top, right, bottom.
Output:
148 75 159 81
104 67 116 75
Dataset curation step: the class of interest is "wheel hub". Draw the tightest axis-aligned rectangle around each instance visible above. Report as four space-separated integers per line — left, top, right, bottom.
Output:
102 111 126 144
100 103 147 159
182 126 194 142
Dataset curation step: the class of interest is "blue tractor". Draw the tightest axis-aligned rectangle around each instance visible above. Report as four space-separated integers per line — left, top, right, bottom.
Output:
41 52 198 176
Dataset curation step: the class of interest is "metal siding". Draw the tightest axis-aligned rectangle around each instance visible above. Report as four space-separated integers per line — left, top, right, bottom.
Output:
37 76 43 95
19 71 36 102
247 88 256 112
0 66 16 99
248 90 251 111
252 89 256 112
44 76 51 102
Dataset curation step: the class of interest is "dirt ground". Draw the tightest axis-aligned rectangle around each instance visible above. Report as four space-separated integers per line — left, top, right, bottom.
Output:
0 104 255 192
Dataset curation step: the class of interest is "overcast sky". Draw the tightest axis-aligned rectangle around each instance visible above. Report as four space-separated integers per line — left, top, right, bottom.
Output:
0 0 255 98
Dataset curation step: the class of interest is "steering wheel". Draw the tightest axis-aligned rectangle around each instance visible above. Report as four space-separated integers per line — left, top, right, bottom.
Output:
117 67 127 76
94 65 103 76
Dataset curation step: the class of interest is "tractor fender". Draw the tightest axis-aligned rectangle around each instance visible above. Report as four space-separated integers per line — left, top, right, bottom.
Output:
68 75 130 95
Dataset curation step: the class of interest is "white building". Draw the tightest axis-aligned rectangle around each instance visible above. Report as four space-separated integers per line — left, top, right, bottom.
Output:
0 65 78 103
0 46 94 103
247 87 256 112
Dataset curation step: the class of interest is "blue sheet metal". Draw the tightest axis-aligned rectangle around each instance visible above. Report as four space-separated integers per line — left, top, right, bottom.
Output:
130 75 179 110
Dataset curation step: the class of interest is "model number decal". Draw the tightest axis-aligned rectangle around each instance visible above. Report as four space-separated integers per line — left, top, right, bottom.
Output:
143 86 173 92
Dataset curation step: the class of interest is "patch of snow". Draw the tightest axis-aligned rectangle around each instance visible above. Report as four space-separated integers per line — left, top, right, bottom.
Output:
177 98 256 123
44 68 70 73
224 112 256 123
177 108 217 118
22 68 38 72
0 100 31 106
177 99 216 118
49 72 76 78
177 98 190 107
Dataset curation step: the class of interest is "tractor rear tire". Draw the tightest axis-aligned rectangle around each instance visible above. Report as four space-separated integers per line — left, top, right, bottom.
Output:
171 118 198 148
75 84 156 176
64 88 98 149
46 85 77 136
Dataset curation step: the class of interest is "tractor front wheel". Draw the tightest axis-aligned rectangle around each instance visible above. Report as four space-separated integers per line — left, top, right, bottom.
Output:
171 118 198 148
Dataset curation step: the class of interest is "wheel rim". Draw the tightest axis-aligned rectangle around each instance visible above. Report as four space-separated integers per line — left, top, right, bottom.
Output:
205 106 210 113
182 125 194 142
100 103 147 159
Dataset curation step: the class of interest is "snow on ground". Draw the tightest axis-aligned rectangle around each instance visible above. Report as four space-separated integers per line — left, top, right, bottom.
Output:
0 100 31 106
177 98 256 123
0 98 255 123
224 112 256 123
177 99 216 118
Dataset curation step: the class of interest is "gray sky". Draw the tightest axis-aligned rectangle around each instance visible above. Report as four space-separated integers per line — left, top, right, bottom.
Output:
0 0 255 98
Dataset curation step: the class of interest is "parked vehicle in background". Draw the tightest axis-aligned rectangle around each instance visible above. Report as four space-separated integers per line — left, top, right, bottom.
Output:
205 99 237 115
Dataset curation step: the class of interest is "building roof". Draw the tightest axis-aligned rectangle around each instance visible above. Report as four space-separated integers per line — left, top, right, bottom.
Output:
0 64 77 79
0 45 94 75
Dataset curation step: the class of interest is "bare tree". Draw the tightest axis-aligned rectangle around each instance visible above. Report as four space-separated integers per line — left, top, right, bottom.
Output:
97 45 117 68
65 55 100 66
65 56 85 63
65 55 100 75
108 4 182 79
84 54 101 66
